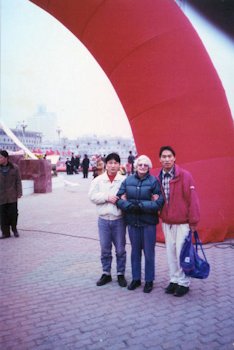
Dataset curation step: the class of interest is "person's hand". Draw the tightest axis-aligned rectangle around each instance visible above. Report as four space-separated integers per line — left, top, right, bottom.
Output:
120 194 127 200
108 195 119 204
130 203 141 214
151 194 159 201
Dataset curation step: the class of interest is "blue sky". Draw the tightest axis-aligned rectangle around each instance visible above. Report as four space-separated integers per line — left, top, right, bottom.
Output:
1 0 233 139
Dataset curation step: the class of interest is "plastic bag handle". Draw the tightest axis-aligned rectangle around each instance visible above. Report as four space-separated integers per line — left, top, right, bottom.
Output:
193 230 208 262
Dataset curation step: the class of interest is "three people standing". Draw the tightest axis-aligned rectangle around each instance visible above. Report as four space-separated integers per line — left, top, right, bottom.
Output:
89 148 200 297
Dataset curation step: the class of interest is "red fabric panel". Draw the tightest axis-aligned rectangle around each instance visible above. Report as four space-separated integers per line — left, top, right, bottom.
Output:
131 87 234 164
153 157 234 243
30 0 234 242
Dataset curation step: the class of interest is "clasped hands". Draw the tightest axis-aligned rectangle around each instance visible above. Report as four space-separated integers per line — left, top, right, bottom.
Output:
107 195 119 204
120 193 159 201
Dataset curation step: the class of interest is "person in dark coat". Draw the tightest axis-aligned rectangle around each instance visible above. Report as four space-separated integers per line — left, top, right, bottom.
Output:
128 151 135 174
82 154 90 178
65 158 72 175
117 155 164 293
0 150 22 238
70 153 75 174
74 155 80 174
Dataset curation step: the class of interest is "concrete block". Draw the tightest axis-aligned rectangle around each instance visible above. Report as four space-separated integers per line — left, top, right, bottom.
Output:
22 180 34 196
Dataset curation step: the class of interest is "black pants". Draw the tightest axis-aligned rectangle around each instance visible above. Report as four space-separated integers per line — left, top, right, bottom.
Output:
0 202 18 236
83 168 89 178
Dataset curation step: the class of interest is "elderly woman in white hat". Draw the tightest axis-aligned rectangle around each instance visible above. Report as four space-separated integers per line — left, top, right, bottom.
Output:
117 155 164 293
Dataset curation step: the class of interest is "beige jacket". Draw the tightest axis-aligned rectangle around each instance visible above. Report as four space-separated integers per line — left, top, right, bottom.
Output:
88 171 125 220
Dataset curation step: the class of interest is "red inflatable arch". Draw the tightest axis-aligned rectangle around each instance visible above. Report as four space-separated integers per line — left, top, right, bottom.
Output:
30 0 234 243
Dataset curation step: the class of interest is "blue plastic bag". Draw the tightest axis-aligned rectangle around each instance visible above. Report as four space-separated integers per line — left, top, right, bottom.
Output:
180 231 210 279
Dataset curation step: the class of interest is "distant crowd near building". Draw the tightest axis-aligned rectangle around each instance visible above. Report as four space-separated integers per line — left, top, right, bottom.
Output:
0 127 136 166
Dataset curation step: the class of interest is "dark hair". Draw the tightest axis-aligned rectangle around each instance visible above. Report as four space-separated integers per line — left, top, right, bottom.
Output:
105 152 121 164
159 146 176 157
0 150 9 158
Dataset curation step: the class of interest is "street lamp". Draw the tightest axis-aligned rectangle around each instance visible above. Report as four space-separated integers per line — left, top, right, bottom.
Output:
21 120 27 144
21 120 27 134
56 127 62 143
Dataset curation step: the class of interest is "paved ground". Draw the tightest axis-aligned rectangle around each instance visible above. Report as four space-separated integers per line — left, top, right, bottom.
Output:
0 173 233 350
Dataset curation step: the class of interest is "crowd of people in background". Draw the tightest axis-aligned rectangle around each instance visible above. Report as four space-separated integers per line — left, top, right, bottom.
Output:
64 151 137 179
65 153 81 175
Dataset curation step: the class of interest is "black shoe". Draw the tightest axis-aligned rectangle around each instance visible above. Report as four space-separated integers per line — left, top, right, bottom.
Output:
1 228 11 239
96 274 112 286
143 281 153 293
13 230 19 238
127 280 141 290
0 235 10 239
117 275 127 287
165 282 178 294
174 285 189 297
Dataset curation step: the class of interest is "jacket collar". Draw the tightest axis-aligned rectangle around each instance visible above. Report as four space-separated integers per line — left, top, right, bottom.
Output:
103 171 124 181
159 164 180 181
135 171 150 181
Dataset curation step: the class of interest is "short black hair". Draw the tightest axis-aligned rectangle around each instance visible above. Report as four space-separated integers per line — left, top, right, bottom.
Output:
0 150 9 158
105 152 120 164
159 146 176 157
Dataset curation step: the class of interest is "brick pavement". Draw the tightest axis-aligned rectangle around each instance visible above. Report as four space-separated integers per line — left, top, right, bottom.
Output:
0 173 234 350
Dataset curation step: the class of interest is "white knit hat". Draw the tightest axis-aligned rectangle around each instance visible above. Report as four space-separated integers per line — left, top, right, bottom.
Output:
134 155 152 169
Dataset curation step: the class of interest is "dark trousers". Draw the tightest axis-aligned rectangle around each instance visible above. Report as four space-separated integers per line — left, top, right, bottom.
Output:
128 225 156 282
83 168 89 178
0 202 18 236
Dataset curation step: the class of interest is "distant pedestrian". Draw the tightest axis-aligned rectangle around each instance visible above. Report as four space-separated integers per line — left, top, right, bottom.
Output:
93 157 105 178
74 155 80 174
70 153 75 174
158 146 200 297
65 158 72 175
88 153 127 288
128 151 135 174
0 150 22 238
82 154 90 178
125 162 132 176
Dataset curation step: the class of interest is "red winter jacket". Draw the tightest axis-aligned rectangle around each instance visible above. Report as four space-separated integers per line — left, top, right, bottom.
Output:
158 165 200 226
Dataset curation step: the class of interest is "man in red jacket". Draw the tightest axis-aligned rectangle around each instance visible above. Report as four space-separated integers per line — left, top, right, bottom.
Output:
158 146 200 297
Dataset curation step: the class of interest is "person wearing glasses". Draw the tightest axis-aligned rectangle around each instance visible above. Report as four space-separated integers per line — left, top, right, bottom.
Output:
116 155 164 293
